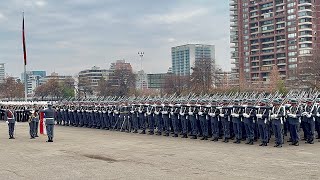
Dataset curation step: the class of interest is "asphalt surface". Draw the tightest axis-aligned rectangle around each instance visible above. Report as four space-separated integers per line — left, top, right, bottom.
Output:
0 122 319 180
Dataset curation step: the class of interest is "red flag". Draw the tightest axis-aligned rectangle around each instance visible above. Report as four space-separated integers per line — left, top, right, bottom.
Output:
22 13 27 66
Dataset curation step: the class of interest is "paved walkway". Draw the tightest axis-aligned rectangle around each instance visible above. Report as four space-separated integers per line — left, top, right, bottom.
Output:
0 122 319 180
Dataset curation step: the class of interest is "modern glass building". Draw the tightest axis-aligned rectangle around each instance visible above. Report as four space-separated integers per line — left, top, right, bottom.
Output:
171 44 215 76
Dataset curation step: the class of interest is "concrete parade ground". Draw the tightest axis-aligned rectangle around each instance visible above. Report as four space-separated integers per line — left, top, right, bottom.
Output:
0 122 319 180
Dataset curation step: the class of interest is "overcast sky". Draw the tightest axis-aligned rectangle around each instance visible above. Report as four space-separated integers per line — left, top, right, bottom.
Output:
0 0 230 78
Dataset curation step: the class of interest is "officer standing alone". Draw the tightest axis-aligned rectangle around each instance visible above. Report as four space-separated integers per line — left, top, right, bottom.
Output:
41 104 56 142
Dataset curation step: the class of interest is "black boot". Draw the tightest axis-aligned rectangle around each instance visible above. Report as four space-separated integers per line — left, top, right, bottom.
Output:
149 131 154 135
224 138 229 143
172 134 178 137
190 135 197 139
140 130 146 134
200 136 207 140
133 130 138 133
163 133 169 137
181 134 187 138
248 140 254 145
156 132 162 136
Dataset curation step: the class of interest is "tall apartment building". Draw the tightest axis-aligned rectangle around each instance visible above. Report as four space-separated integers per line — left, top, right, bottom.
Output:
230 0 320 85
0 63 4 83
171 44 215 76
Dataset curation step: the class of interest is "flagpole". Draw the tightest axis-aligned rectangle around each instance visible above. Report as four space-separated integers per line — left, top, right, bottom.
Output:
22 11 27 102
24 61 27 101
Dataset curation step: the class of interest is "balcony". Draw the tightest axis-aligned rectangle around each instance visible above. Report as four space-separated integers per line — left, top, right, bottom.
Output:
230 22 238 27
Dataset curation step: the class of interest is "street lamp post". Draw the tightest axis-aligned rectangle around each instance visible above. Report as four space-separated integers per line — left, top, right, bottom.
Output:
138 52 144 90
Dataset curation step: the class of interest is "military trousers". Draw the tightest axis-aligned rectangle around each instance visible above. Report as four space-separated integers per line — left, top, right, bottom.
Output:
257 119 269 143
305 118 315 142
46 124 54 140
244 118 255 141
171 114 180 135
233 118 242 140
189 115 198 136
221 118 231 139
148 115 155 133
272 119 283 145
199 116 208 137
210 116 220 139
289 123 300 143
180 115 188 135
29 121 36 138
8 123 15 137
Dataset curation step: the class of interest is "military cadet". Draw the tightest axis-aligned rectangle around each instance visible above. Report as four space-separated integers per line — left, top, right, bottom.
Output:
131 103 139 133
138 102 146 134
302 98 316 144
162 101 171 137
270 99 285 148
209 100 220 142
188 100 198 139
6 106 16 139
199 100 209 140
120 102 130 132
41 103 56 142
180 101 188 138
155 101 163 136
287 99 301 146
231 100 244 144
147 101 156 135
243 99 256 145
256 99 271 146
220 100 232 143
171 102 180 137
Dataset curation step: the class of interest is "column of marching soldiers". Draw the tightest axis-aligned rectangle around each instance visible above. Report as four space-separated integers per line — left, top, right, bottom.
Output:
1 90 320 147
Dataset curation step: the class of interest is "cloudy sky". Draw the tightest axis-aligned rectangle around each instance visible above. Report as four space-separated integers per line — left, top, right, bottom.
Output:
0 0 230 78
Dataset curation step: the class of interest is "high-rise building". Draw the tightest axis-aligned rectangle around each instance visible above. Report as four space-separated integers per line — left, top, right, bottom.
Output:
230 0 320 86
171 44 215 76
0 63 5 83
108 60 134 87
21 70 47 95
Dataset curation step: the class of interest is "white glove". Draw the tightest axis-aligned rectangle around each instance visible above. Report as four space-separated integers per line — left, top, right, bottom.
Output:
147 112 151 115
170 112 174 115
198 112 203 116
270 114 276 119
180 113 184 116
6 121 9 124
130 111 134 113
219 114 224 118
307 114 312 118
243 113 249 118
155 112 159 115
317 113 320 117
188 112 193 116
138 110 142 113
233 114 239 118
162 111 168 115
209 113 215 117
256 114 262 119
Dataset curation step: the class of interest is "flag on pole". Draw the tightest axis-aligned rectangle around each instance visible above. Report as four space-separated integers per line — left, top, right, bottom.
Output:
22 12 27 66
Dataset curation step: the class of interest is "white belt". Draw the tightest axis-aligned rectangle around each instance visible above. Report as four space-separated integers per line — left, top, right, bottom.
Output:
46 118 54 119
8 118 14 120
